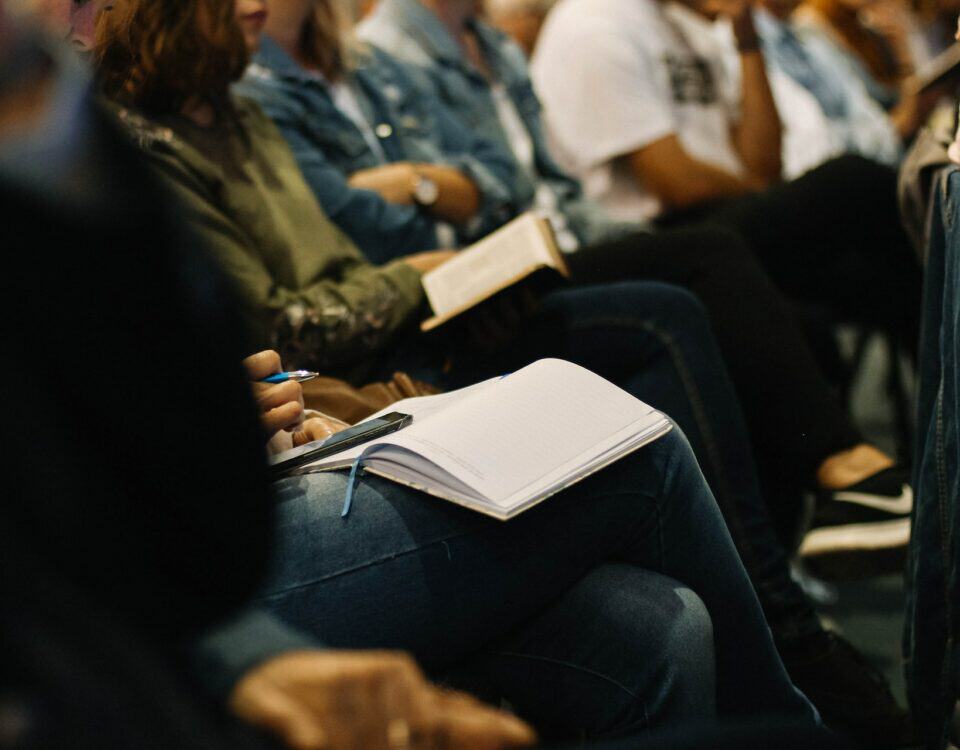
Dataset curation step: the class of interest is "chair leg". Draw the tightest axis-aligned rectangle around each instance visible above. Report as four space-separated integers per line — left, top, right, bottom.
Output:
886 336 914 462
841 328 873 412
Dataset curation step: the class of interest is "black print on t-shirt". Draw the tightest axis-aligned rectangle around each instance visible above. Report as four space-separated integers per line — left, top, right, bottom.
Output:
663 54 718 105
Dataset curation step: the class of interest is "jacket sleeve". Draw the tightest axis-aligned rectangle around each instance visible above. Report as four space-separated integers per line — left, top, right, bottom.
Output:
247 84 444 263
147 151 425 370
193 609 323 699
385 54 519 240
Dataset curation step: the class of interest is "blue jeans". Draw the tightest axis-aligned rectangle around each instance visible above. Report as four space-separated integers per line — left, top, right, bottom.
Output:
906 168 960 749
258 427 817 738
378 281 821 642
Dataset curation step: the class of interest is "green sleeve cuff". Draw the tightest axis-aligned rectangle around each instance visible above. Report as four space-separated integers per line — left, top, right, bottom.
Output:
193 610 322 699
382 259 426 315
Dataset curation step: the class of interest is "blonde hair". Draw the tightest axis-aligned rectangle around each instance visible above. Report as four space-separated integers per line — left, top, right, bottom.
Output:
299 0 360 81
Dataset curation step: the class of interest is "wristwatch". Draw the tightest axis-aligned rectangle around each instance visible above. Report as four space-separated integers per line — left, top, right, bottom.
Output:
411 172 440 207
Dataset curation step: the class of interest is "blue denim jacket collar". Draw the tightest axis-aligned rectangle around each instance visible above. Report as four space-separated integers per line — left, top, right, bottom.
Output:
249 36 411 164
375 0 467 67
374 0 522 88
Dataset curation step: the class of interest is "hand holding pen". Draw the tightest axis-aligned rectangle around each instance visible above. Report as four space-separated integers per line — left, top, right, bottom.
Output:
243 351 308 436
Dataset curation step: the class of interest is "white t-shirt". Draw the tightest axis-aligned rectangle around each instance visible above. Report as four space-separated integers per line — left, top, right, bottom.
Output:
531 0 745 221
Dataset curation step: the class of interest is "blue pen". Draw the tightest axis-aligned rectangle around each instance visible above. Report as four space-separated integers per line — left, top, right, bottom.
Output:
261 370 320 384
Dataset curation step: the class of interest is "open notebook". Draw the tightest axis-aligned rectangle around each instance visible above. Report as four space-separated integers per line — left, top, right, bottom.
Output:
293 359 672 520
420 212 569 332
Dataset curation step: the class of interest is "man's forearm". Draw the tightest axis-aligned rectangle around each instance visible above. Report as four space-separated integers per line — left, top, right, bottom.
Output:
731 15 782 182
628 134 764 210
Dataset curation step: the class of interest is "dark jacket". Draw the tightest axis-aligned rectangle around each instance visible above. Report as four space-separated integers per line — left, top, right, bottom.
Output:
0 53 306 746
906 166 960 749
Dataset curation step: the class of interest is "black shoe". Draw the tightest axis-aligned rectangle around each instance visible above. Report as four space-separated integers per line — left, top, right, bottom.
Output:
801 467 912 579
779 630 917 748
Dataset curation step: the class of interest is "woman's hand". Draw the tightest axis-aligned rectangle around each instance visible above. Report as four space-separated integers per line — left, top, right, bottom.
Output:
402 249 457 274
292 415 351 448
230 650 538 750
349 163 419 205
244 350 305 437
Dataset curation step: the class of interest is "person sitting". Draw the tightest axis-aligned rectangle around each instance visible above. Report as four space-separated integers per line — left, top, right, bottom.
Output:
353 0 916 737
358 0 916 516
0 18 843 740
234 0 892 700
72 0 913 742
243 0 521 257
0 5 856 750
245 0 912 574
794 0 921 105
235 346 818 741
25 2 831 742
525 0 921 348
755 0 940 153
723 0 909 175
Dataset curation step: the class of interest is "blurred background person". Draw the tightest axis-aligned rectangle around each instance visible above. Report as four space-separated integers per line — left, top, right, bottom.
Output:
795 0 934 105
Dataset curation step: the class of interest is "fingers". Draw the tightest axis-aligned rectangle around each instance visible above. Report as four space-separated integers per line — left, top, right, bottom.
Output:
230 677 329 750
255 380 303 411
293 417 350 447
262 400 306 435
243 349 282 381
402 250 456 274
430 691 537 750
293 652 424 750
230 651 534 750
255 380 305 433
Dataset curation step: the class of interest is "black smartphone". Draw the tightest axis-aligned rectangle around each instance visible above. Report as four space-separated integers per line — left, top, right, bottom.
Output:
269 412 413 476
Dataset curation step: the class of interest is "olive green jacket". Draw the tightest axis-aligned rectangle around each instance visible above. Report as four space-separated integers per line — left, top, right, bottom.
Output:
112 96 424 371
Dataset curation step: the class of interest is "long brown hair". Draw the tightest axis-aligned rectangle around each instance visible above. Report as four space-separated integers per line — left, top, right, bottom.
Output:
299 0 356 81
94 0 249 115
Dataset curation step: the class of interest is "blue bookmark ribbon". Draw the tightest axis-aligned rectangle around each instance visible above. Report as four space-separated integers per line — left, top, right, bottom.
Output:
341 456 365 517
341 444 389 518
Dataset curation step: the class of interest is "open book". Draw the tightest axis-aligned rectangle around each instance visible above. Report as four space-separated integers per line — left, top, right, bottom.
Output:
293 359 672 520
420 212 570 332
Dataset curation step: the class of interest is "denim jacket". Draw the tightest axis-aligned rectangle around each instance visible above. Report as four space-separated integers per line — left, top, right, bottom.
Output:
235 37 518 263
906 166 960 750
359 0 639 246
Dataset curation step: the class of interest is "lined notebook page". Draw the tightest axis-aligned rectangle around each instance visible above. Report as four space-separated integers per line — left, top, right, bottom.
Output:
422 213 559 316
383 359 656 503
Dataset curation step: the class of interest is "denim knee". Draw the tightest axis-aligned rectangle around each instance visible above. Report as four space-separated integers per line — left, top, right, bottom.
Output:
557 565 717 735
632 576 716 730
625 281 709 329
472 564 717 738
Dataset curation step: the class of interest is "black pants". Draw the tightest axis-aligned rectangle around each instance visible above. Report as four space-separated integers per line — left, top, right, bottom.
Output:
574 154 922 486
659 155 922 343
568 224 862 490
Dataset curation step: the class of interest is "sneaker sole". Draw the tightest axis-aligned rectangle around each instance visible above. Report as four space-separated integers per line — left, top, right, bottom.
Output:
800 518 911 581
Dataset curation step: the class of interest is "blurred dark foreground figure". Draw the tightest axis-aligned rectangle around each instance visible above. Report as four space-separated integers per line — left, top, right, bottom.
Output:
0 21 278 747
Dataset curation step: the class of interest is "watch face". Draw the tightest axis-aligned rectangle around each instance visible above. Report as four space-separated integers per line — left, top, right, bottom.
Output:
414 176 439 206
